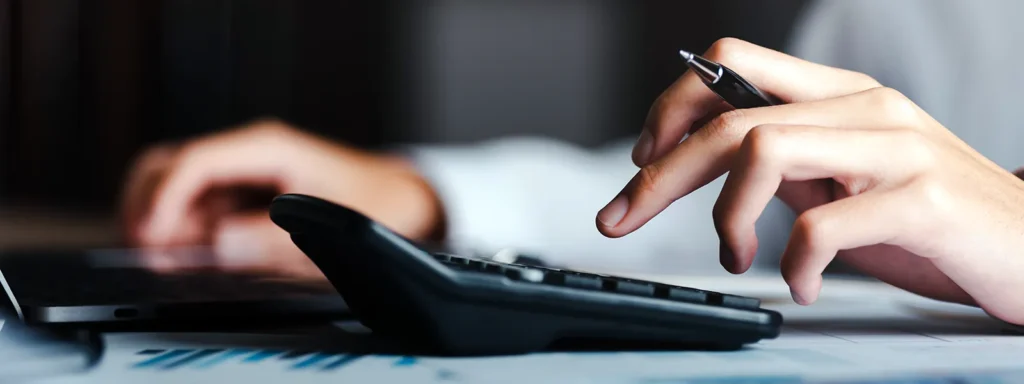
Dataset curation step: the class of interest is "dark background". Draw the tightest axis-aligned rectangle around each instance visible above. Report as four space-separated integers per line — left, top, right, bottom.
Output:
0 0 808 212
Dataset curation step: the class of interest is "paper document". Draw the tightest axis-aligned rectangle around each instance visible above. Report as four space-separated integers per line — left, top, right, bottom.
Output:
27 276 1024 384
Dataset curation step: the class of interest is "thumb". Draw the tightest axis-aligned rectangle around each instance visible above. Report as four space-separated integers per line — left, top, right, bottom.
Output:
213 212 325 280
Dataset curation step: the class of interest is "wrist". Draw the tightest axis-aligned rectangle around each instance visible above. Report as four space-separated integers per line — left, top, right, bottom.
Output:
382 154 448 244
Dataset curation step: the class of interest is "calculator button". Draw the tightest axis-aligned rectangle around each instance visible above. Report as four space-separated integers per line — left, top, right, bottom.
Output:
431 253 452 262
616 281 655 296
722 294 760 309
520 269 544 283
667 287 708 303
502 267 522 280
542 271 566 285
483 263 505 274
443 262 474 272
564 275 602 290
439 254 761 310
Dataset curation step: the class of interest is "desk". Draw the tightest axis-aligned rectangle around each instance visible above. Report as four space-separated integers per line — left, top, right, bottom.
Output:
3 209 1022 383
19 275 1024 384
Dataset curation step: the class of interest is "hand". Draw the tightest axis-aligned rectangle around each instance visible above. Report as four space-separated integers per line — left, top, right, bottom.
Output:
596 38 1024 325
121 119 445 279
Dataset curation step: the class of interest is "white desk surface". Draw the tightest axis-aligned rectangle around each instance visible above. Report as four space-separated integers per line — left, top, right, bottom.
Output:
18 274 1024 384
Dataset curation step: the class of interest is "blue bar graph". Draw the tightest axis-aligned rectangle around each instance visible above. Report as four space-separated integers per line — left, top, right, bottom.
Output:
394 356 417 366
162 349 224 370
242 350 283 363
278 350 311 360
132 349 195 368
124 348 1024 382
196 349 253 369
290 352 336 370
130 349 366 372
320 354 363 371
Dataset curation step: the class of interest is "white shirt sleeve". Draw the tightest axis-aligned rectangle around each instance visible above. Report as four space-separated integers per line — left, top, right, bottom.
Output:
788 0 1024 172
408 136 795 275
785 0 914 93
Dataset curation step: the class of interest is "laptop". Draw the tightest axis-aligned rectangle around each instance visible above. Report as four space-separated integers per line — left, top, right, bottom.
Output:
0 247 350 329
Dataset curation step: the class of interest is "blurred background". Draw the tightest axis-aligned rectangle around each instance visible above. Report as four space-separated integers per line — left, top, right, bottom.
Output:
0 0 807 249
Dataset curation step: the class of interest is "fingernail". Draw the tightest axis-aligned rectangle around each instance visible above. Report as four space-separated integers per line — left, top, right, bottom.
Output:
597 194 629 228
719 240 737 273
790 288 807 305
632 130 654 166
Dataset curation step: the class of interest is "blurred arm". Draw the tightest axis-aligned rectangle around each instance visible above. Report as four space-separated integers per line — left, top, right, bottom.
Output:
787 0 956 124
408 137 795 275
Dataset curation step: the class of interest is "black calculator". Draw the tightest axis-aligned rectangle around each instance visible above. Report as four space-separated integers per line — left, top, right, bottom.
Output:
269 194 782 356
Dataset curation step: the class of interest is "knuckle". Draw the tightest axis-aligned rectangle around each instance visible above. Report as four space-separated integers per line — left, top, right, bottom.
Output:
705 109 749 141
250 119 291 136
892 129 938 171
792 210 831 253
743 124 786 164
705 37 749 64
636 162 669 197
851 71 882 89
242 118 305 149
174 141 206 169
867 87 920 126
909 179 955 218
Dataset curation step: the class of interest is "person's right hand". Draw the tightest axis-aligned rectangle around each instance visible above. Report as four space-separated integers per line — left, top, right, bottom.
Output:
596 38 1024 325
120 119 446 279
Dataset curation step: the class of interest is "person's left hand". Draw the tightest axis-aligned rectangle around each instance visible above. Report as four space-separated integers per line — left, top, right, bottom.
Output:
596 38 1024 325
119 120 446 280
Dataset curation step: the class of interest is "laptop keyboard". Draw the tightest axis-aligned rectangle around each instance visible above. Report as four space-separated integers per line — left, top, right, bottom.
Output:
431 253 760 310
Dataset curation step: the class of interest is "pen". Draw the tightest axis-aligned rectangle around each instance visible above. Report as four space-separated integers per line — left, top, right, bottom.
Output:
678 49 781 109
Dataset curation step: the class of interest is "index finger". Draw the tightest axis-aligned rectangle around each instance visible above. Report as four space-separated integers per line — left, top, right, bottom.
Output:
636 38 881 167
598 87 916 239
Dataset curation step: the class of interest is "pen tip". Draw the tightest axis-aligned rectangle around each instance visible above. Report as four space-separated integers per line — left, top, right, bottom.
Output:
678 49 694 61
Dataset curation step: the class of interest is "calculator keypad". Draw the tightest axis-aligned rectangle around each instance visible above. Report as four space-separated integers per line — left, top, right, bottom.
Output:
430 253 760 309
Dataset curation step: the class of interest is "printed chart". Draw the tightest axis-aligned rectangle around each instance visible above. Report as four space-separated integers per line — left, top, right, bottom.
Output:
129 348 431 371
121 344 1024 384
